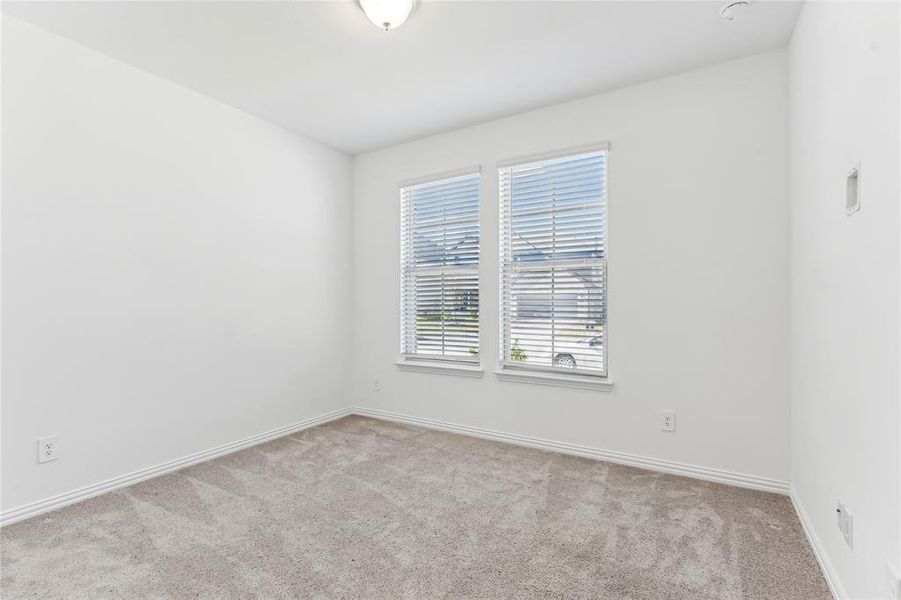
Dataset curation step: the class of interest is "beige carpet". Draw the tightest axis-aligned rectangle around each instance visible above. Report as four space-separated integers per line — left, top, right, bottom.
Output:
2 415 829 599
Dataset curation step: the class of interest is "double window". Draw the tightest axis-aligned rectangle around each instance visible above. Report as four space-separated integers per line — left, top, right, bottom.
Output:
400 146 608 379
400 170 480 362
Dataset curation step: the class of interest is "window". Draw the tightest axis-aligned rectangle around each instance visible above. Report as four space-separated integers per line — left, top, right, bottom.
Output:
400 170 480 363
499 147 607 377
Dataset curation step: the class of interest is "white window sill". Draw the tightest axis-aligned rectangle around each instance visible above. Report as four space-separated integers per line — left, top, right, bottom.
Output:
395 360 484 378
493 368 614 391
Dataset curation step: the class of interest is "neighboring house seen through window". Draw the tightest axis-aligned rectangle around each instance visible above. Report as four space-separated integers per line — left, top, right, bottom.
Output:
499 148 608 376
400 171 480 362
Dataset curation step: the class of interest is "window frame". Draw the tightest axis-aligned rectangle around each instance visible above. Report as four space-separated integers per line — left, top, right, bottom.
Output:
398 166 482 370
497 144 610 383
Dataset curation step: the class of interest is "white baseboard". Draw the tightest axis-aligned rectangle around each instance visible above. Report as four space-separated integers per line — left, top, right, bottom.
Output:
1 404 794 529
5 403 834 598
0 407 352 527
350 406 791 495
790 488 845 600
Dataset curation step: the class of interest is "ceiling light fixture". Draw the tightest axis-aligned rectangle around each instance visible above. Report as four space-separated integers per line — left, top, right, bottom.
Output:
720 1 750 22
359 0 415 31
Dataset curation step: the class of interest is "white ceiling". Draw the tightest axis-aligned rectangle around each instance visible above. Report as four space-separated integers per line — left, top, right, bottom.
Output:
3 1 801 155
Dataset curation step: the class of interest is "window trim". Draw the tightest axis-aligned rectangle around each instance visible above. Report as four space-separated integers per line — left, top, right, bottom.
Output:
399 166 482 366
398 165 482 189
396 359 485 378
493 368 614 391
496 142 610 168
497 143 611 383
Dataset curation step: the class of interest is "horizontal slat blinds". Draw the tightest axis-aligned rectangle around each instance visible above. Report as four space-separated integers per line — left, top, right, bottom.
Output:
499 150 607 376
401 171 480 362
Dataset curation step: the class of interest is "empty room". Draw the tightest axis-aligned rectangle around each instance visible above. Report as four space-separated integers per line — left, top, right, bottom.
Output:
1 0 899 598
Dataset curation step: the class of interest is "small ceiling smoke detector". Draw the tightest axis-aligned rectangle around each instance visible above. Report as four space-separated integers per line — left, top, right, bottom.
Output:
720 1 750 22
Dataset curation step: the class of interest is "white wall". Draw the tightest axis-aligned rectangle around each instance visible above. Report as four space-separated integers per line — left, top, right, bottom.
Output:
789 2 900 598
1 17 352 513
5 8 899 594
352 50 791 484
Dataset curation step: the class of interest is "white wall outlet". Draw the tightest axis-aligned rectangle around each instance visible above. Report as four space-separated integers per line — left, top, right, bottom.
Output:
843 510 853 549
886 563 901 599
372 377 380 392
37 435 58 463
835 501 853 549
661 410 675 432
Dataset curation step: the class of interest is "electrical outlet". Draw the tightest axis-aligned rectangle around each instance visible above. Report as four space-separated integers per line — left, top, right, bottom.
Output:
373 377 380 392
37 435 58 463
886 563 901 599
835 501 853 549
661 410 675 432
844 510 853 549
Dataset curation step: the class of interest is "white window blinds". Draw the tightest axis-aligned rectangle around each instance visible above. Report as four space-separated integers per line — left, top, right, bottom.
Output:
499 148 607 376
401 171 480 362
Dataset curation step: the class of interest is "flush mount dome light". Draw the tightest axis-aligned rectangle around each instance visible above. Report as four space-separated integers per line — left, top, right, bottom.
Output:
720 1 750 21
359 0 415 31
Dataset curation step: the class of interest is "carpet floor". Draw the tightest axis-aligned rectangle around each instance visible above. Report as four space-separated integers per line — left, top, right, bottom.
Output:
2 415 829 599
